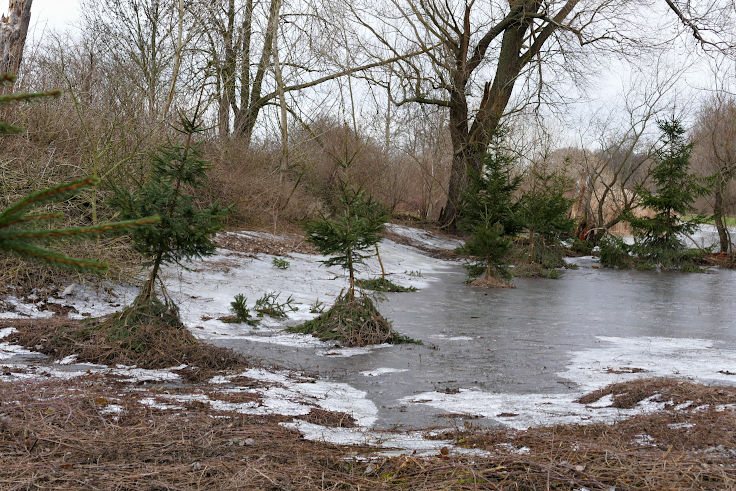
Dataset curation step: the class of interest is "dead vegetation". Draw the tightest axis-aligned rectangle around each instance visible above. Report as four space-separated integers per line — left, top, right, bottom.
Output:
286 294 417 347
214 231 317 256
1 376 736 489
704 252 736 269
577 376 736 408
3 312 246 380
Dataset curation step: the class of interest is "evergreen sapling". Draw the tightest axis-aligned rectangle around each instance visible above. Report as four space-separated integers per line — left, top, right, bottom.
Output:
0 73 158 271
457 147 521 285
289 161 414 346
115 113 227 303
623 118 711 270
517 164 576 270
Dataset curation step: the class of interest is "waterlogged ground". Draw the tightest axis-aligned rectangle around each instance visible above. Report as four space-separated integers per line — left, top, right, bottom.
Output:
3 224 736 451
203 253 736 432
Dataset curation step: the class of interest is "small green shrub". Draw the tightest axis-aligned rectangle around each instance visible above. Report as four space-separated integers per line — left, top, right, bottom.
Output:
272 257 290 269
599 236 634 269
570 238 594 256
254 291 298 319
225 294 259 325
309 299 325 314
356 278 417 292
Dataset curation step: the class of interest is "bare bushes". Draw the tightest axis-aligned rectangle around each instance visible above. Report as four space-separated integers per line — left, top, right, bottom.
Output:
201 142 322 228
290 117 451 219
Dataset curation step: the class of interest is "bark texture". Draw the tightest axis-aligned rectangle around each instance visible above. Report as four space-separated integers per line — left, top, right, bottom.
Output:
0 0 32 77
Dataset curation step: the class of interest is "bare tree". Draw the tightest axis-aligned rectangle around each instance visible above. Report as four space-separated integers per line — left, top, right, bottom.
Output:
82 0 182 120
351 0 736 229
0 0 32 77
570 68 684 242
692 94 736 253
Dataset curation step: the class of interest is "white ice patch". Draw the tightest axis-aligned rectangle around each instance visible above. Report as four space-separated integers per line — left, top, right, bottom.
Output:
402 390 667 430
360 368 409 377
668 422 696 429
385 224 464 251
321 344 392 358
404 335 736 429
162 227 455 346
99 404 124 415
138 398 185 411
0 327 16 339
56 355 78 365
281 420 484 456
0 341 36 360
430 334 474 342
207 368 378 427
231 333 328 348
561 336 736 391
106 366 182 383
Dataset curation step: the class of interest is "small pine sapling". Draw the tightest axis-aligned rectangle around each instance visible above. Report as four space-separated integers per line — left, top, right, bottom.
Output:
114 113 227 303
103 107 228 351
623 118 711 270
304 181 389 299
229 294 258 325
457 146 521 285
290 160 414 346
517 164 576 270
0 74 158 270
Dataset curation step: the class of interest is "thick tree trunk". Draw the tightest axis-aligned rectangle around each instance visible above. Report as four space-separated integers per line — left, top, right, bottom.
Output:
439 7 531 230
0 0 32 77
438 84 475 230
714 186 731 253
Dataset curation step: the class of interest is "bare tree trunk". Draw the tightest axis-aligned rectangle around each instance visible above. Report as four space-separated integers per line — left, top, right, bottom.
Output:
272 24 288 233
162 0 184 118
0 0 32 77
375 244 386 280
714 185 731 253
235 0 281 143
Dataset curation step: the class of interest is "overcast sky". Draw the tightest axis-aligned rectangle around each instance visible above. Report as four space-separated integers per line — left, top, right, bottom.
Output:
28 0 81 43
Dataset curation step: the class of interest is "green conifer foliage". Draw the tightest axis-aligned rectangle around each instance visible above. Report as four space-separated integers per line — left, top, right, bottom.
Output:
305 179 389 299
457 148 521 282
624 118 711 268
114 114 227 300
0 74 158 271
517 165 576 265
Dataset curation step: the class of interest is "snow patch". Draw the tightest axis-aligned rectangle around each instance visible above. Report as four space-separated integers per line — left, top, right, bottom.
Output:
281 420 485 456
321 344 392 358
430 334 473 342
360 368 409 377
404 335 736 429
385 224 463 251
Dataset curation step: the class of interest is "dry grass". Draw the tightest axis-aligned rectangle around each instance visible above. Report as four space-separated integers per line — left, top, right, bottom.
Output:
214 230 317 257
1 376 735 489
3 315 246 379
469 276 514 288
704 252 736 269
